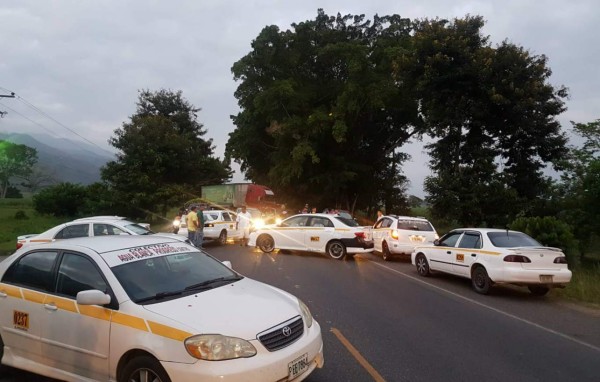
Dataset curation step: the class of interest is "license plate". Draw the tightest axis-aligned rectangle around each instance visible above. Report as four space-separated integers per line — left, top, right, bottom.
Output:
540 275 553 283
288 353 309 380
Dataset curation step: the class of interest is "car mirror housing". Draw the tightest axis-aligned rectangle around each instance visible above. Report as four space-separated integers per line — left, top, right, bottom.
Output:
76 290 111 306
433 239 440 246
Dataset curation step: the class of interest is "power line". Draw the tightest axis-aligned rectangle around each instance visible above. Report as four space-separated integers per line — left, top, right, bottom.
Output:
0 101 59 137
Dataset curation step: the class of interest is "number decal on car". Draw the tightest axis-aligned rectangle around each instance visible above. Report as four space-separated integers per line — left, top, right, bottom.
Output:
456 254 465 262
13 310 29 331
310 236 320 242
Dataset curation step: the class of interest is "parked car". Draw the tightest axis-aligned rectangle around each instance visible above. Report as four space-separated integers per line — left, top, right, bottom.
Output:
0 235 323 381
372 215 439 261
16 216 189 250
411 228 572 295
249 213 373 260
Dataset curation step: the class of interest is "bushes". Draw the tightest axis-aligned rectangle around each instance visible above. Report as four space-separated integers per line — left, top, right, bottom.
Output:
33 183 88 217
509 216 579 260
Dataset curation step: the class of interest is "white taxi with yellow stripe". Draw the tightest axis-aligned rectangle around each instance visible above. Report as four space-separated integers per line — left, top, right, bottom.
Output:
0 236 323 382
202 210 241 244
249 213 373 260
411 228 572 295
372 215 438 261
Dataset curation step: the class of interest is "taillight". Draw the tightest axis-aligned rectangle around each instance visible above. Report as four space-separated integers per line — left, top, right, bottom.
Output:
554 257 568 264
16 242 23 250
390 230 399 239
354 232 366 239
503 255 531 263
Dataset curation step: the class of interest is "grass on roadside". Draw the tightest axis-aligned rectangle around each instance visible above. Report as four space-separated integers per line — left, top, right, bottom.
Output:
554 264 600 305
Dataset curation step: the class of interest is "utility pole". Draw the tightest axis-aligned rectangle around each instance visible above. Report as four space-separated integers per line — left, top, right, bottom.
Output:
0 91 15 118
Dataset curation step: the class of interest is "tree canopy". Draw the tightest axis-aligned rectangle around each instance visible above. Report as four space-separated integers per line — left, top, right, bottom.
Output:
226 10 568 218
0 140 37 198
102 89 231 217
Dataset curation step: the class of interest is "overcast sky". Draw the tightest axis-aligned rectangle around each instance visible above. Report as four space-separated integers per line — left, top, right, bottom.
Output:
1 0 598 197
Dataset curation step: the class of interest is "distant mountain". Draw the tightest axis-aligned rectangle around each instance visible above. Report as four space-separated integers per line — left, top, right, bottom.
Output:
0 133 115 185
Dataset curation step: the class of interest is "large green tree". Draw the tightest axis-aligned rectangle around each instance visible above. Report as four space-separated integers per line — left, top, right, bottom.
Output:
0 140 37 198
407 17 568 226
227 10 422 212
102 89 231 218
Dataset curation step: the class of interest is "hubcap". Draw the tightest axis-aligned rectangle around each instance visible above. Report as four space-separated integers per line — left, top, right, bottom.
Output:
417 258 426 273
130 368 161 382
330 243 343 258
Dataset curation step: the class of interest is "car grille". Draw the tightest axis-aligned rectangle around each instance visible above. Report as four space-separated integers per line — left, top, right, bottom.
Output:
257 316 304 351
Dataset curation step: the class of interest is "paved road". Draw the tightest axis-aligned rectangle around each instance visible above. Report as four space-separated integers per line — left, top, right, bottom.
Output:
2 245 600 381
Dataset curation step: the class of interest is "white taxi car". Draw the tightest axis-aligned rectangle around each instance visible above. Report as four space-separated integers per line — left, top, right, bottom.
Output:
372 215 438 261
0 236 323 382
203 210 242 244
411 228 572 295
16 216 189 250
249 213 373 260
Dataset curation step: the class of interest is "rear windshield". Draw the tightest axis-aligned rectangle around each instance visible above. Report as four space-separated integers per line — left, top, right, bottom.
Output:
397 220 434 232
487 232 541 247
335 217 360 227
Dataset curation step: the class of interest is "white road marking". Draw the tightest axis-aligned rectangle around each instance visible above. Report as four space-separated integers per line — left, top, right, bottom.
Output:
367 258 600 353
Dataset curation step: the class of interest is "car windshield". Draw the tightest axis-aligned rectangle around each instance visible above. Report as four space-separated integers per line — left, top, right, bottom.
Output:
487 232 542 247
397 220 434 231
335 216 360 227
111 252 241 304
124 223 154 235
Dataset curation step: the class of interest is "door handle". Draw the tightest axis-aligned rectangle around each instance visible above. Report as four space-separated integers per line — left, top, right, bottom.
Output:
471 254 477 257
44 303 58 311
446 251 452 254
0 291 7 298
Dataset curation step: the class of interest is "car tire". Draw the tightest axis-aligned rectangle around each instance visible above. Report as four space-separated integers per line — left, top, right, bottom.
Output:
471 266 492 295
0 335 5 373
528 286 550 296
218 230 227 245
120 355 171 382
382 241 391 261
327 240 346 260
415 254 430 276
258 234 275 253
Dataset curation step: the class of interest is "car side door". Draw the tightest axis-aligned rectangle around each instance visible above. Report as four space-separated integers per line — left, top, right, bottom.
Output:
0 251 59 364
222 212 238 238
41 251 112 380
304 216 335 252
453 231 483 277
275 215 309 250
372 218 392 252
428 231 463 274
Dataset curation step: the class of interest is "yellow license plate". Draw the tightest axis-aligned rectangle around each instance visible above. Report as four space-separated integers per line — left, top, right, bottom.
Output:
14 310 29 330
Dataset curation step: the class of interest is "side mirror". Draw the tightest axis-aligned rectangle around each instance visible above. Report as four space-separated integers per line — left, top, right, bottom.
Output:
222 260 232 269
77 290 111 306
433 239 440 246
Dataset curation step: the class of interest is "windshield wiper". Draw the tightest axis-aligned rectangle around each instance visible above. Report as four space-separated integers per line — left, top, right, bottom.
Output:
135 290 183 303
184 275 243 291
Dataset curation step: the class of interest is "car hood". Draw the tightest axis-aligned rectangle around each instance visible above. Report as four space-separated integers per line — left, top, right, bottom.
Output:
142 277 302 340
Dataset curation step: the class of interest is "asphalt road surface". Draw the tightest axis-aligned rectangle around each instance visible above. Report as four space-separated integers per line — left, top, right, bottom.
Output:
2 244 600 381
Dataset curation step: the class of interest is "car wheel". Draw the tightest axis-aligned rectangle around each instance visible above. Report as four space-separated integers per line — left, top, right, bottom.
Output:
528 286 550 296
471 266 492 295
0 335 5 373
120 355 171 382
327 240 346 260
382 241 391 261
218 230 227 245
415 254 430 276
258 234 275 253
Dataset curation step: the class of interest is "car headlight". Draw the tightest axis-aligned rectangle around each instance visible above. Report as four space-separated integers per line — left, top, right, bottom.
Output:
298 299 313 328
173 220 181 227
252 218 265 230
184 334 257 361
275 217 282 225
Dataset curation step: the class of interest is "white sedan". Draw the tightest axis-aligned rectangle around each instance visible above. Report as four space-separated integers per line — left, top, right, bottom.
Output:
16 216 189 250
0 236 323 382
411 228 572 295
249 213 373 260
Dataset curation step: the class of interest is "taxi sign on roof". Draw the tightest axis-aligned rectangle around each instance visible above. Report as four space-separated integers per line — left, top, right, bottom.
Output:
106 243 192 267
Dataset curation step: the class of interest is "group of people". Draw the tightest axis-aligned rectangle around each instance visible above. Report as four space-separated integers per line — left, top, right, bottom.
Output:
184 205 254 248
299 203 343 215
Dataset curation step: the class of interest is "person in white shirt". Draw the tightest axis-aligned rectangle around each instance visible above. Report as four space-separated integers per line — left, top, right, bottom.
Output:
236 205 253 247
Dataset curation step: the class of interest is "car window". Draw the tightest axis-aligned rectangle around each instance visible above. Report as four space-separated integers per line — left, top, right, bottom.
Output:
111 252 239 304
2 251 59 291
487 232 541 247
123 223 152 235
439 232 462 247
458 232 482 249
335 217 360 227
56 253 108 298
281 216 309 227
374 219 384 229
223 213 232 222
93 224 127 236
381 218 393 228
205 213 219 221
396 219 434 231
308 217 333 227
55 224 90 239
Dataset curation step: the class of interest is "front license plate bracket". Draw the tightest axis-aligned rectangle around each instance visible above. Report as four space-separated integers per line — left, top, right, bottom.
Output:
288 352 309 380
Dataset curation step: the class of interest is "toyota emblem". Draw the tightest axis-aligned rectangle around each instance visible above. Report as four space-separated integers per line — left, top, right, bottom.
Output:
282 326 292 337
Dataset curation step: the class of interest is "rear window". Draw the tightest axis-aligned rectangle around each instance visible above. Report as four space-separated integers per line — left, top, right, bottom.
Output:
204 213 219 221
396 220 434 232
487 232 541 247
335 217 360 227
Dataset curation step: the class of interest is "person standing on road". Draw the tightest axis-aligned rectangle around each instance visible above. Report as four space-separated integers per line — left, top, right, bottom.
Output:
236 205 253 247
196 205 205 249
186 206 199 246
